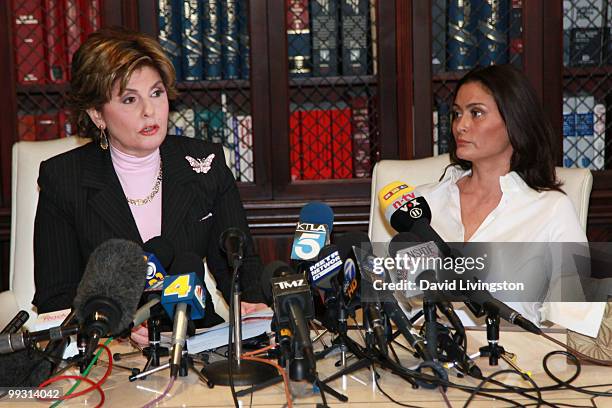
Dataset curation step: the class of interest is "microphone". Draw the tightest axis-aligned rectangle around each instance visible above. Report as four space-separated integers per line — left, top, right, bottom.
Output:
308 244 343 292
290 202 334 266
132 296 162 328
350 237 433 361
73 239 147 358
0 348 63 387
1 311 29 334
143 236 174 291
161 253 206 377
307 244 346 333
0 312 75 387
377 181 450 256
415 270 466 344
261 261 316 380
262 261 294 366
219 227 247 269
448 275 542 335
300 201 334 234
336 232 389 355
336 232 371 309
0 325 79 354
382 189 540 335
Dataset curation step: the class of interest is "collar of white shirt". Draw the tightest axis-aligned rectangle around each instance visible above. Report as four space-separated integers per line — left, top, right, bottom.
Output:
441 165 540 200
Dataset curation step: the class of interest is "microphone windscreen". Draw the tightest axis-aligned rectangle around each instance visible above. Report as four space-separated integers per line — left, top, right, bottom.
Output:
168 252 205 276
388 232 421 258
335 232 371 261
219 228 246 255
0 350 54 387
299 202 334 233
261 261 294 304
73 239 147 335
143 236 174 269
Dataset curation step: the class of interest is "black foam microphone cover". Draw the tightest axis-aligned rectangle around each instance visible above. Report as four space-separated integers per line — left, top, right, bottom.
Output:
261 260 294 305
73 239 148 336
388 232 422 258
335 231 372 261
219 228 247 268
0 349 54 387
143 236 174 269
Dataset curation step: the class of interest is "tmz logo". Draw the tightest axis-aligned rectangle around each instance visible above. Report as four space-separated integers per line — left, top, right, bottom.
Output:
274 279 307 290
383 183 412 201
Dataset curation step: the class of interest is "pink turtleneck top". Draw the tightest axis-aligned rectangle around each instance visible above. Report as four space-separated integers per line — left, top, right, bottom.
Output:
110 144 162 243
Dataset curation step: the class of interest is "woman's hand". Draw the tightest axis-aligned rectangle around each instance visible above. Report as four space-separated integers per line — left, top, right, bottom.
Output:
130 322 149 346
240 302 268 316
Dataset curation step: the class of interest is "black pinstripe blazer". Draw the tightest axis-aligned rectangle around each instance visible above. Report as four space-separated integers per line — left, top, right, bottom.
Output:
33 135 263 325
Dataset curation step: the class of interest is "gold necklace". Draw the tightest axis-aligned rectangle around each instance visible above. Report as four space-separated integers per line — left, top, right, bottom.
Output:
126 161 163 206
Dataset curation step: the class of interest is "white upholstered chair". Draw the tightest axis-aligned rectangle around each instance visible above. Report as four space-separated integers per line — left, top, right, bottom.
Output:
0 138 232 329
0 137 91 329
368 154 593 243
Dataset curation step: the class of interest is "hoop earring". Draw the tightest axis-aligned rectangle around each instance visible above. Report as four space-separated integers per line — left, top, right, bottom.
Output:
99 126 109 150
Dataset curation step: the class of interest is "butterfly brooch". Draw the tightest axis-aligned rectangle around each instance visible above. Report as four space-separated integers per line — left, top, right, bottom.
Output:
185 154 215 174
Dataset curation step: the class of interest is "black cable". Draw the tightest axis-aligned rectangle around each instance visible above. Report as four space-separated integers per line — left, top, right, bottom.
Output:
371 364 426 408
384 332 547 404
376 351 530 406
462 369 543 408
590 387 612 408
542 351 612 398
353 319 608 406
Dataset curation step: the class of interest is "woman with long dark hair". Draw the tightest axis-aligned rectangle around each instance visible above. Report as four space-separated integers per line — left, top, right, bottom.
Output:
416 64 604 334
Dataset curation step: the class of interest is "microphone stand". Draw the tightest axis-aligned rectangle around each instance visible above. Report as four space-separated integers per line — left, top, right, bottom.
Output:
478 311 505 366
236 305 348 402
422 299 439 360
128 348 192 381
115 314 171 377
317 304 385 387
201 260 277 386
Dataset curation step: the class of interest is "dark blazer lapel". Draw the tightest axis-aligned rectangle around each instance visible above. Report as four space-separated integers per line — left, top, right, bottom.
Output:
81 145 143 244
160 138 199 240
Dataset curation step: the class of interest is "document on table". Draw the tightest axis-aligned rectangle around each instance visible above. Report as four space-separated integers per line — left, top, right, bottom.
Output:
185 308 273 354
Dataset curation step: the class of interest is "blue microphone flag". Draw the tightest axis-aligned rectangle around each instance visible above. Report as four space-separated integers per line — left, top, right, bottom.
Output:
161 272 206 320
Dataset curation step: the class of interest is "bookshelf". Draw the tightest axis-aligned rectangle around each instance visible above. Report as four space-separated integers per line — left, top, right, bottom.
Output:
1 0 611 292
406 0 612 241
0 0 400 290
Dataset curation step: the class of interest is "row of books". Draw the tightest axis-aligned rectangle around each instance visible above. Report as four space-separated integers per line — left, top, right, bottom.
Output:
158 0 250 82
432 98 451 156
290 97 372 180
432 0 523 72
13 0 101 84
167 101 254 182
287 0 377 78
17 110 75 140
563 94 607 170
563 0 612 67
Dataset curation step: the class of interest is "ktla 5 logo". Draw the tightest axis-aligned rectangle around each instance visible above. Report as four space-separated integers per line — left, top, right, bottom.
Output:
291 223 327 261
